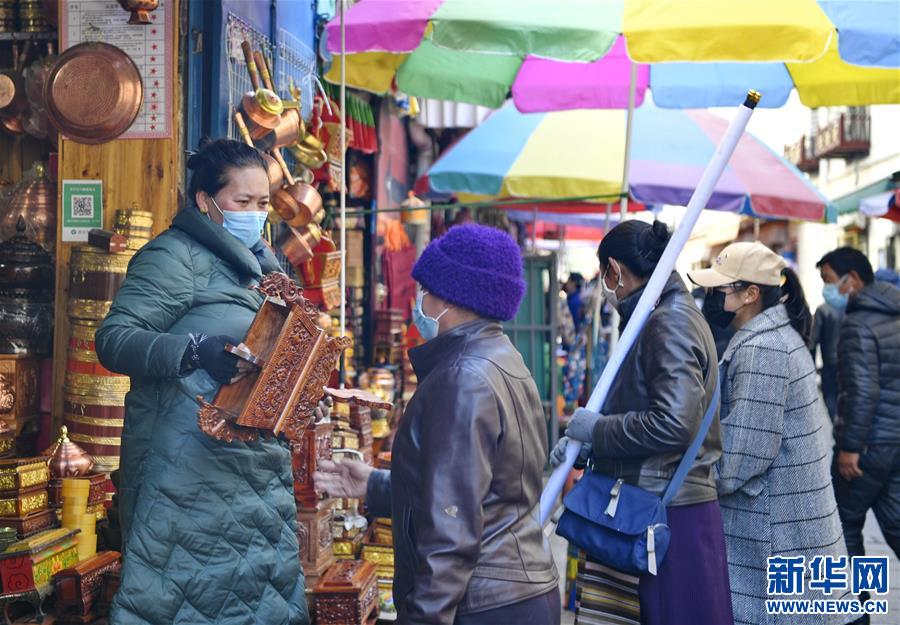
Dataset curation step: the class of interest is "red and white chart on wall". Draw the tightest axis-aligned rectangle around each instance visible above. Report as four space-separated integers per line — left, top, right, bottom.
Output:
60 0 173 140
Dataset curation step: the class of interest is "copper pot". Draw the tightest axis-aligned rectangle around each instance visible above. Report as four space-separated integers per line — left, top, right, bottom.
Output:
117 0 159 25
256 107 304 151
238 40 282 141
271 181 322 228
43 426 94 478
0 216 53 290
233 110 283 195
278 225 317 266
2 163 56 254
241 89 283 141
263 152 284 194
1 115 24 136
289 142 328 170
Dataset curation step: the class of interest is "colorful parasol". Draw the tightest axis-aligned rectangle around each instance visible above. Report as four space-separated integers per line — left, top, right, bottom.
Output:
427 101 830 222
323 0 899 109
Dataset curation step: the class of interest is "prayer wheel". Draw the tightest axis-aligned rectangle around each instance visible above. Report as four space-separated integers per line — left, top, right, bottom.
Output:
113 209 154 251
62 321 127 472
67 247 132 321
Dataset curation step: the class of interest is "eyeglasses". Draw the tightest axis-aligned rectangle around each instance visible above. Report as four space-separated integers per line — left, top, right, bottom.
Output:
713 282 748 295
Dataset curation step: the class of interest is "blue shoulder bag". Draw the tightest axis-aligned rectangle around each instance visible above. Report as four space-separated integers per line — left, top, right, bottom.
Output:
555 384 720 576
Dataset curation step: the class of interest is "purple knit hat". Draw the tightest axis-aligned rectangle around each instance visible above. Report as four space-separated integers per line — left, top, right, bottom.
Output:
411 224 526 321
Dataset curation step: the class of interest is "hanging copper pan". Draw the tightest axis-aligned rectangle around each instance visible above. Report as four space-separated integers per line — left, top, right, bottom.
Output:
0 43 27 119
44 42 143 145
233 109 283 194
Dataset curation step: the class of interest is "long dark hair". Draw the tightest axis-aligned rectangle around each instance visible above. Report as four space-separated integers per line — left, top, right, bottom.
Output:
597 220 670 277
755 267 813 348
186 138 268 201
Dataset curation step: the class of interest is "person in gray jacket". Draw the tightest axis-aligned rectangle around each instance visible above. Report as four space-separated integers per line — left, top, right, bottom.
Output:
315 224 559 625
691 242 855 625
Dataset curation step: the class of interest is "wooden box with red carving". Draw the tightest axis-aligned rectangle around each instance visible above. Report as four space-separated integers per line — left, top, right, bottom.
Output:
291 422 333 509
314 560 378 625
53 550 121 622
197 273 351 443
297 500 335 581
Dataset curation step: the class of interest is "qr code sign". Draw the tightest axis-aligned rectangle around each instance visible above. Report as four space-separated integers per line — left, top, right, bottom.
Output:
72 195 94 218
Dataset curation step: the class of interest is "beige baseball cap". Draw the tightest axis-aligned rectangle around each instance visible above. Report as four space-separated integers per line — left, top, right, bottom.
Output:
688 241 787 288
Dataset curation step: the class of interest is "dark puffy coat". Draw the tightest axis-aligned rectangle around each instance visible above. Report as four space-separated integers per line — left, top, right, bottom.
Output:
95 207 307 625
836 281 900 452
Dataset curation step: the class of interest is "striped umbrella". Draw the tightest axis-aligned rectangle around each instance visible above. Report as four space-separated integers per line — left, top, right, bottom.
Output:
323 0 899 109
428 101 829 222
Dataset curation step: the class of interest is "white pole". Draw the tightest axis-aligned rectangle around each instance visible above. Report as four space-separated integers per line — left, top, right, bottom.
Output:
339 0 347 341
619 63 637 220
540 91 762 525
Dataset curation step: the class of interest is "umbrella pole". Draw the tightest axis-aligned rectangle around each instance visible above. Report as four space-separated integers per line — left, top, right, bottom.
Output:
339 0 347 343
541 91 763 526
620 63 637 220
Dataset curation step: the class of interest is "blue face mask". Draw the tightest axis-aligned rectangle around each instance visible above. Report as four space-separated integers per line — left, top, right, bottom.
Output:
823 281 849 311
211 198 266 248
413 290 448 341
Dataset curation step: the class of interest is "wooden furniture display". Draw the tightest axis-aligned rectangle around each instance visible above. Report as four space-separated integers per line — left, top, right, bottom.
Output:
291 422 332 510
297 500 335 582
197 273 351 443
0 357 40 438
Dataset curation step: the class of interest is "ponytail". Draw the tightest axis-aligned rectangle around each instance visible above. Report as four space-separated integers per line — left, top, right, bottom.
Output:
758 267 812 348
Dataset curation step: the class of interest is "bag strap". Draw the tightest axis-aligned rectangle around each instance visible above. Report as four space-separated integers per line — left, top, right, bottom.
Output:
661 382 721 507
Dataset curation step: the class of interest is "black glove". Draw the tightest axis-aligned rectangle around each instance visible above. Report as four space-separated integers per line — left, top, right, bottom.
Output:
191 335 241 384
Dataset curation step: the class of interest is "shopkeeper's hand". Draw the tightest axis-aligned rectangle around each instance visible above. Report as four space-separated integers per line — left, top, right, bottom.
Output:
550 436 591 468
566 408 601 443
194 335 243 384
314 459 374 499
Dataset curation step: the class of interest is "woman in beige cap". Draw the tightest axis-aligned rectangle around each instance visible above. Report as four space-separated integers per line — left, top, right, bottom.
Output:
689 242 856 625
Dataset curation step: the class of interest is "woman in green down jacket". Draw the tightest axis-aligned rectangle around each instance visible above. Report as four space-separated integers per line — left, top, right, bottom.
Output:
96 139 308 625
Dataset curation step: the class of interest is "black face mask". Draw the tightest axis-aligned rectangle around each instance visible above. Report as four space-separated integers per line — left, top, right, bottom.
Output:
703 289 735 328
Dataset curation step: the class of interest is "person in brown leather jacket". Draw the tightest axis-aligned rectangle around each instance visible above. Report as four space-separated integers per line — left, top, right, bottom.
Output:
551 220 733 625
315 224 559 625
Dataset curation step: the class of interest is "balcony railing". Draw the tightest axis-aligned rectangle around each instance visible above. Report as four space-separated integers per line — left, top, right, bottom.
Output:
815 110 871 158
784 135 819 173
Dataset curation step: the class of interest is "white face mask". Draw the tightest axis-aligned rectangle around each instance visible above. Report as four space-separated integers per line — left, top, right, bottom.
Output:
601 260 624 310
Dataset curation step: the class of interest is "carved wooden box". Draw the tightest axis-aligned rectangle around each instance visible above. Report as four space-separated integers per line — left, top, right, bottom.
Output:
0 459 49 494
197 273 351 443
314 560 378 625
297 500 335 579
0 486 48 518
0 528 79 596
48 473 107 509
291 422 333 509
0 355 40 428
0 508 57 539
53 550 121 620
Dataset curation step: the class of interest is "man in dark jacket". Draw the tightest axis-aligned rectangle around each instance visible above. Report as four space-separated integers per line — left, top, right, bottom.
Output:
818 247 900 559
315 224 559 625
